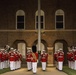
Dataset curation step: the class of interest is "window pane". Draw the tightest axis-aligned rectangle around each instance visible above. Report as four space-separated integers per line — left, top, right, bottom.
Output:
36 16 43 22
41 16 43 22
17 16 24 22
17 16 24 29
17 23 24 29
36 15 44 29
36 16 38 22
36 23 38 29
36 23 43 29
41 23 43 29
56 23 63 29
56 15 63 21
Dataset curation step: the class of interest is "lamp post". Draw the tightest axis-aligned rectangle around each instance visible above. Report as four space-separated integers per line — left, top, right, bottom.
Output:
38 0 41 52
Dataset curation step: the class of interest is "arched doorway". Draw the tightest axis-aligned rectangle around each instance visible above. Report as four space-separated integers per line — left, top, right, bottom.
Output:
36 43 45 54
12 40 27 59
33 39 48 52
55 42 63 51
18 43 26 58
54 39 68 65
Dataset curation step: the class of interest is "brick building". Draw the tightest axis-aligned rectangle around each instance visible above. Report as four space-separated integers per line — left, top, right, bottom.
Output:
0 0 76 66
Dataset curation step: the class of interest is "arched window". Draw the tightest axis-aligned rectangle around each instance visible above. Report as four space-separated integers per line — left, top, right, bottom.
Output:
35 10 45 30
16 10 25 29
55 9 65 29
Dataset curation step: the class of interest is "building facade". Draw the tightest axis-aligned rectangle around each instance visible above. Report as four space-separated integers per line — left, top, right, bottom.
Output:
0 0 76 65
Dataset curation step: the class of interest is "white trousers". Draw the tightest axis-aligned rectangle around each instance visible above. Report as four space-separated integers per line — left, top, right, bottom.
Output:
42 62 46 70
14 61 16 69
27 62 32 70
3 61 5 69
8 60 10 67
1 62 3 69
68 61 71 68
17 61 20 69
10 61 15 70
58 62 63 70
4 60 8 68
70 61 74 69
19 60 21 68
32 62 37 73
15 61 19 69
74 61 76 70
0 62 3 69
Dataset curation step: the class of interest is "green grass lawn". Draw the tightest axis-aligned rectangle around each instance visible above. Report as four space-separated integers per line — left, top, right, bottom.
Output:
63 66 76 75
0 68 11 74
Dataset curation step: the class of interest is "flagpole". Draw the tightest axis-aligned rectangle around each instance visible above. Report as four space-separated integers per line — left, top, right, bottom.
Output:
38 0 41 51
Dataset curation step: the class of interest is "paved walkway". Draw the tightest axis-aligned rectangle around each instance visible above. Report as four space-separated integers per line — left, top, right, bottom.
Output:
1 67 68 75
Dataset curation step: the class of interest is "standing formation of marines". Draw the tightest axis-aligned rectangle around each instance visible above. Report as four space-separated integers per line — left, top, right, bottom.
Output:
1 45 76 73
9 48 22 70
0 45 48 74
26 46 48 73
0 49 9 69
0 45 22 70
67 46 76 70
54 48 64 70
54 46 76 71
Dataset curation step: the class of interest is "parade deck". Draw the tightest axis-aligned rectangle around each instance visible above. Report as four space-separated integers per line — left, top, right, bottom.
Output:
0 67 67 75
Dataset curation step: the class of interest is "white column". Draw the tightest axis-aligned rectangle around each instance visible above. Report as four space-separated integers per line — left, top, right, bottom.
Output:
38 0 41 51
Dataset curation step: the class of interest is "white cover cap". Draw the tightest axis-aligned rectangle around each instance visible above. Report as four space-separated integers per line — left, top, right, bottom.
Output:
59 48 63 50
10 47 14 50
42 50 45 52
